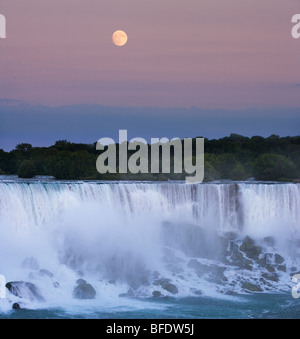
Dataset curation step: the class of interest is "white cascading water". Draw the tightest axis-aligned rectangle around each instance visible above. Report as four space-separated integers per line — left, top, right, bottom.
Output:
0 180 299 310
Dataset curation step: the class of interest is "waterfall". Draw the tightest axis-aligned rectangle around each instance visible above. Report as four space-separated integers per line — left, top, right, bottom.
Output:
0 180 299 305
0 181 299 233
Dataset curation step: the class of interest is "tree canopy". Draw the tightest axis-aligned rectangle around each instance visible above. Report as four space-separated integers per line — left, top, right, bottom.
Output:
0 134 299 182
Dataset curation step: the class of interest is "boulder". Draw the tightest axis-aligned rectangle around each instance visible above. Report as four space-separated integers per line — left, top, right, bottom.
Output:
243 260 253 271
208 265 227 284
127 288 134 297
239 236 262 260
73 282 96 300
152 291 162 298
155 278 178 295
262 273 279 283
6 281 45 302
39 269 54 278
241 282 263 292
224 290 239 296
12 303 21 310
257 253 273 268
259 278 272 287
162 282 178 295
266 265 276 273
187 259 227 284
277 265 286 272
187 259 207 277
229 243 244 265
274 254 285 265
191 289 202 296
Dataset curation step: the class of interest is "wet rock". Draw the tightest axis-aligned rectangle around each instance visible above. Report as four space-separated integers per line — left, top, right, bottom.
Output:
105 254 150 290
155 278 178 295
119 288 134 298
262 273 279 283
6 281 45 302
187 259 201 272
217 236 230 257
277 265 286 272
291 267 297 272
263 236 276 247
39 269 54 278
274 254 285 265
259 278 272 287
152 291 162 298
53 282 60 288
162 282 178 295
128 272 149 290
290 271 300 277
188 259 228 284
76 279 87 285
243 262 253 271
266 265 276 273
164 264 183 275
12 303 21 310
161 222 212 258
187 259 206 275
191 289 203 296
162 248 184 265
127 288 134 297
21 257 39 270
209 265 227 284
229 243 244 265
239 236 262 260
153 271 160 280
257 253 273 268
73 282 96 300
187 259 227 284
224 290 239 296
224 232 238 241
241 282 263 292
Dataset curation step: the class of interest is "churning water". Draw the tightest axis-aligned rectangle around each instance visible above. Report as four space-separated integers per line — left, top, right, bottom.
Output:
0 178 300 318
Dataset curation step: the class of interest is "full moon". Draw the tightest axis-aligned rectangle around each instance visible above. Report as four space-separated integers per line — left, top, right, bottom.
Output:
112 30 128 47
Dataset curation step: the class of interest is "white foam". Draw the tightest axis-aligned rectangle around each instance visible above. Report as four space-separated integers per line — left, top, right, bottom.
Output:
0 181 299 311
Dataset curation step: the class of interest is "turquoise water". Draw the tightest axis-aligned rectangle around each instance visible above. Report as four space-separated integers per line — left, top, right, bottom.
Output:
1 294 300 319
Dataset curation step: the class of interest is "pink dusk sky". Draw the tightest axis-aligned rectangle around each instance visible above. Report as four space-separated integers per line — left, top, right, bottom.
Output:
1 0 300 109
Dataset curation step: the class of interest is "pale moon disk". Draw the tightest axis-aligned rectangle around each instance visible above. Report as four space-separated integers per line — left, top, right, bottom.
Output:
112 30 128 47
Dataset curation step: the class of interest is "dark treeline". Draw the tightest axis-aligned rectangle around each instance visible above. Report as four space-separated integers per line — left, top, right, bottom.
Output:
0 134 299 181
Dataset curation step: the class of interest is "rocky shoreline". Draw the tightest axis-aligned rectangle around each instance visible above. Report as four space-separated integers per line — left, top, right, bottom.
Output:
2 231 299 310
